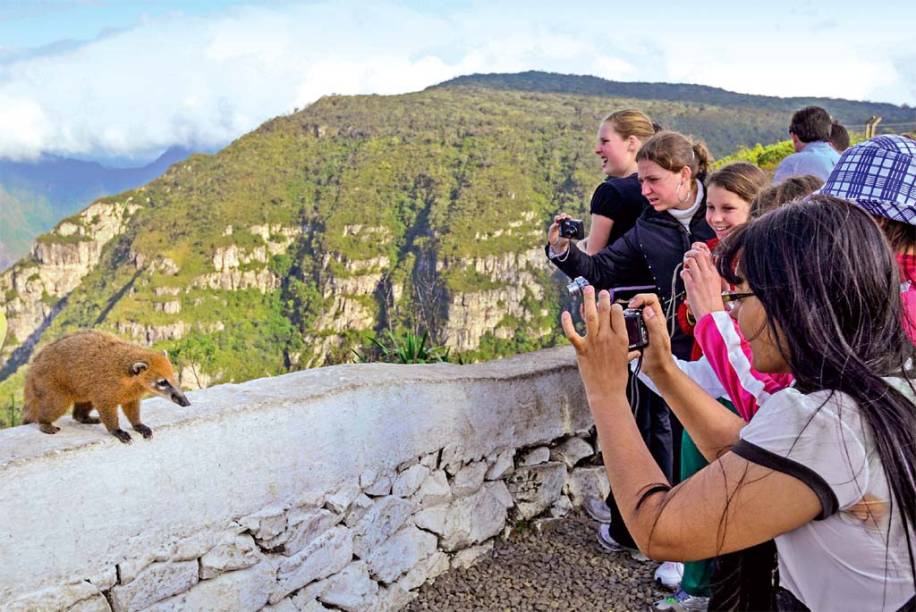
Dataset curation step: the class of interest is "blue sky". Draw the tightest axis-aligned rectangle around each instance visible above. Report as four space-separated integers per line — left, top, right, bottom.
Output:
1 0 914 162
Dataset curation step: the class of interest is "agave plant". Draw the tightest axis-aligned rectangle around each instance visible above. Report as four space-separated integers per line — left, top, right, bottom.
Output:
353 328 451 364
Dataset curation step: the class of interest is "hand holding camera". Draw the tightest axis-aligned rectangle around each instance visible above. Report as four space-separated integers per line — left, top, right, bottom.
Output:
548 213 585 254
560 284 633 400
626 293 675 379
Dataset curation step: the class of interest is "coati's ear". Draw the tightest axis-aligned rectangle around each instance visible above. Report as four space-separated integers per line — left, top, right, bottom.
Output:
130 361 149 376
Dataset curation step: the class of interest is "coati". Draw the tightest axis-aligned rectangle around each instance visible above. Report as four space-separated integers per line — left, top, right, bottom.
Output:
23 330 191 444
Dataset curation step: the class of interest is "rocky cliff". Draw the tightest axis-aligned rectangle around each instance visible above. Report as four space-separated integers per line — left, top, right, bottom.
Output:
0 74 860 401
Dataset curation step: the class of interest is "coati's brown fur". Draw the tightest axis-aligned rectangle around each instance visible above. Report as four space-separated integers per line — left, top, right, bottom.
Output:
23 331 190 444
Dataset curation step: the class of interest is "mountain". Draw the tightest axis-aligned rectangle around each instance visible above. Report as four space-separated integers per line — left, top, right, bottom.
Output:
434 71 916 137
0 146 198 270
1 72 911 409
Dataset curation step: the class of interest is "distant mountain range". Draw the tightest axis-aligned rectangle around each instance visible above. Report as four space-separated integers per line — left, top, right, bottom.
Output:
0 146 198 270
2 71 915 408
435 71 916 127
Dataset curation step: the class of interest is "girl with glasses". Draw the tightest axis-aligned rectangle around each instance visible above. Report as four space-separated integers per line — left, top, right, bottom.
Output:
563 197 915 611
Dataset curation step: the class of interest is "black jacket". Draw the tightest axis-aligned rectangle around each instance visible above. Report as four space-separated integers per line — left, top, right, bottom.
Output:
548 193 714 359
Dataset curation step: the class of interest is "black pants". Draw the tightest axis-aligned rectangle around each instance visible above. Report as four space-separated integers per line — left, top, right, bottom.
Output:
603 375 683 549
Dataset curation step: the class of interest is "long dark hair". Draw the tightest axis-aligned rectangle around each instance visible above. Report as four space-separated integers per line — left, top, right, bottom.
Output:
718 195 916 588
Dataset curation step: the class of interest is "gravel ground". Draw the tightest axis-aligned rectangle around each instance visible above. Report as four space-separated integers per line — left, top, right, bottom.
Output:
408 512 668 611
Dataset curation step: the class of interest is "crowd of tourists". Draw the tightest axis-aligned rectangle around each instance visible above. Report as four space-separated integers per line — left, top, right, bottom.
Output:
545 106 916 611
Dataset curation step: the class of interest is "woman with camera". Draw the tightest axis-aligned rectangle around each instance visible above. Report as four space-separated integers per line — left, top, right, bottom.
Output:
547 131 715 573
562 197 916 611
582 109 659 255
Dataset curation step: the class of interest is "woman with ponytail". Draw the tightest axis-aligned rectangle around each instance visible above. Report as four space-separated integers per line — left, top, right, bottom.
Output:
546 131 715 567
562 196 915 611
583 109 659 255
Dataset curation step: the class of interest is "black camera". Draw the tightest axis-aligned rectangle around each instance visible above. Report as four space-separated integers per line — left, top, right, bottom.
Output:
559 218 585 240
566 276 650 350
623 308 649 350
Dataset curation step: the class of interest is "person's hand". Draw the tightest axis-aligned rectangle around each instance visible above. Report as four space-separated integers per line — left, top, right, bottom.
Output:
561 286 630 403
682 247 725 322
626 293 674 380
548 213 572 253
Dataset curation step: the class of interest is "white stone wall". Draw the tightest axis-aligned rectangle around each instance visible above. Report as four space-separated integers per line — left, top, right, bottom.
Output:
0 346 609 611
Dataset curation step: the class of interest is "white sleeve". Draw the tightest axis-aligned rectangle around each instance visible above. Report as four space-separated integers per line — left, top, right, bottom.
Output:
632 355 729 400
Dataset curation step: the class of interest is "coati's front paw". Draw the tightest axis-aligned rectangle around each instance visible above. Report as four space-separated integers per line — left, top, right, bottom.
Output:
111 429 132 444
134 424 153 439
39 423 60 434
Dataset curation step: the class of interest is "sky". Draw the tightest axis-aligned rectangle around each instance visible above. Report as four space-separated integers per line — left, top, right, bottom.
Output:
0 0 914 163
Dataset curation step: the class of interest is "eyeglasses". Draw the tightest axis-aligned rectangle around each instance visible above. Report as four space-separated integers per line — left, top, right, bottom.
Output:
721 290 755 311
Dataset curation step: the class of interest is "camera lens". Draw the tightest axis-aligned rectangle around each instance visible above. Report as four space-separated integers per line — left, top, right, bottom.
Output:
567 276 589 297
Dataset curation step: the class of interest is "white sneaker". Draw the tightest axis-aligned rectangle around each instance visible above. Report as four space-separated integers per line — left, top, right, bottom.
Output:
596 523 649 561
654 561 684 590
583 496 612 523
654 589 709 611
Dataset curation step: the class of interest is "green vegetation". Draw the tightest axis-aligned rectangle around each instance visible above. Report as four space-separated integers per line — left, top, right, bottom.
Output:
353 329 452 364
2 72 905 429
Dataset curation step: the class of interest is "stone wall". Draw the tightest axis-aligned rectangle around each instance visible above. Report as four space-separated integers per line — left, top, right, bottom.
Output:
0 346 609 611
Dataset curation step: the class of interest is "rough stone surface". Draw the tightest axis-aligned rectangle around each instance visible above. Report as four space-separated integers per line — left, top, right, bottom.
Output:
240 506 288 544
398 551 450 592
485 448 515 480
451 461 488 498
326 482 361 514
200 534 261 579
344 494 374 527
147 562 274 611
110 560 198 612
272 527 353 603
519 446 551 467
392 464 431 498
407 513 667 611
507 462 567 520
68 594 112 612
363 474 393 497
565 466 611 507
351 496 416 558
0 346 587 604
283 508 340 556
436 482 509 551
314 561 379 611
365 526 438 584
5 582 103 612
413 470 451 508
550 436 594 468
550 495 574 518
452 541 495 570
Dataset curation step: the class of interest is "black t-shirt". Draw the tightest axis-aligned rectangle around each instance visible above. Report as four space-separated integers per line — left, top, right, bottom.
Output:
589 173 647 247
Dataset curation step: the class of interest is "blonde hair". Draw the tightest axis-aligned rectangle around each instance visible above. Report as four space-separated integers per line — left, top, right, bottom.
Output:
707 162 769 205
636 131 713 180
603 109 658 141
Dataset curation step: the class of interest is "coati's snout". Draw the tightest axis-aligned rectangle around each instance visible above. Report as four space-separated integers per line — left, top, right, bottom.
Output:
170 389 191 407
131 359 191 407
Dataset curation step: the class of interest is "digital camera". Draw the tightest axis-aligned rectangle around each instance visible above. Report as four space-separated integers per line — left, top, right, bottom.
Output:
559 218 585 240
623 308 649 350
566 276 650 350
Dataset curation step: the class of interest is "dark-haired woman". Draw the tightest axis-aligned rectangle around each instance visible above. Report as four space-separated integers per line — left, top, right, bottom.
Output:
562 196 916 611
547 131 715 576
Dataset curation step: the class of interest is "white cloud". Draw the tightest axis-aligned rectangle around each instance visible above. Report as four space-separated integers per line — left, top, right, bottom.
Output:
0 0 913 161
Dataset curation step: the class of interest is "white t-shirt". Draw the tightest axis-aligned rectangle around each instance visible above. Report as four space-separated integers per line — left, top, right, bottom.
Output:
734 379 916 611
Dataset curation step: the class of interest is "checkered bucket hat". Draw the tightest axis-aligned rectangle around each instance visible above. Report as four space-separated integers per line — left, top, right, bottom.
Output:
821 135 916 225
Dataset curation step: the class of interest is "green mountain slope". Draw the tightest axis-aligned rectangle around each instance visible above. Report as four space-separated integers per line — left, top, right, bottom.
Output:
0 75 909 413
